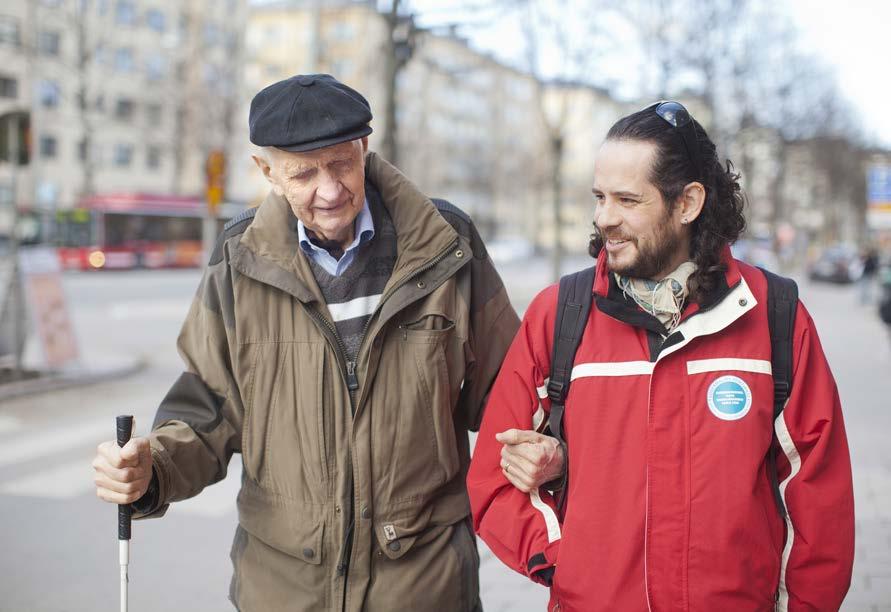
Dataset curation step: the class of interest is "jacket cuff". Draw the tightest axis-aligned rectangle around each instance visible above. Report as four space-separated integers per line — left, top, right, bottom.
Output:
132 447 171 519
130 470 159 514
526 542 559 586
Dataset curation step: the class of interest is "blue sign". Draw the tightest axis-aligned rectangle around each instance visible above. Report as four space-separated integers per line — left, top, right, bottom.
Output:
707 375 752 421
868 165 891 204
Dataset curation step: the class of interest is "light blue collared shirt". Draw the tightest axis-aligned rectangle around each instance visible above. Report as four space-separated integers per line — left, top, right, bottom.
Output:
297 198 375 276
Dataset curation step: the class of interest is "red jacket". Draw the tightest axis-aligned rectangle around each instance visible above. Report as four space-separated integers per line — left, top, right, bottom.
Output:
468 250 854 611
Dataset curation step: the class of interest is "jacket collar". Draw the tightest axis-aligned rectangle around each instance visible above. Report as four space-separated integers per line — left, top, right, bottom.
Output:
593 245 756 352
363 151 460 292
232 151 460 303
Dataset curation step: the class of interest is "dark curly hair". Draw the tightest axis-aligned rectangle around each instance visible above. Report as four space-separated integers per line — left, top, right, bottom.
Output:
589 104 747 303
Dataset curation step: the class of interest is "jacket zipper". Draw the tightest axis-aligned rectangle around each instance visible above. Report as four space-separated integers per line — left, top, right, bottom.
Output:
303 307 357 595
305 238 461 612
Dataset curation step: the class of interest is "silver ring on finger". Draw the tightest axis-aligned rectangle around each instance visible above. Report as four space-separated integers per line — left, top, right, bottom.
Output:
505 462 511 475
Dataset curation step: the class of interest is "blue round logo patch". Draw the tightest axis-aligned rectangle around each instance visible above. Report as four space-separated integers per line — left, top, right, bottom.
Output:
707 375 752 421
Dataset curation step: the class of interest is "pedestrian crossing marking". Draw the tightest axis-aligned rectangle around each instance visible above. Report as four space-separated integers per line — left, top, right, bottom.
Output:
0 415 22 435
0 458 94 498
0 419 110 469
108 300 190 321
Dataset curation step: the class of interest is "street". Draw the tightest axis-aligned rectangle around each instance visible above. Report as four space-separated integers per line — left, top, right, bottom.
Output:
1 258 889 611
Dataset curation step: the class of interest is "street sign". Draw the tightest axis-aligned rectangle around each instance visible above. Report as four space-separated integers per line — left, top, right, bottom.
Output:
867 164 891 230
205 150 226 214
18 247 79 369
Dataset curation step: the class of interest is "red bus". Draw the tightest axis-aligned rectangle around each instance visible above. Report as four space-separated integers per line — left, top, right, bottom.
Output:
54 193 239 271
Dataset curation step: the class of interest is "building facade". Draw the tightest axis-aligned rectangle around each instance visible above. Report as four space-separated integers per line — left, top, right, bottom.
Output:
0 0 247 240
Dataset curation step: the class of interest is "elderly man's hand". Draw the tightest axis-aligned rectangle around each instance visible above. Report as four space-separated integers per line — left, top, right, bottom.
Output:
92 435 153 505
495 429 565 493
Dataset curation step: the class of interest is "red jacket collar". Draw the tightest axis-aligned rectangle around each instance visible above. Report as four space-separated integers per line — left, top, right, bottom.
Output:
593 243 740 311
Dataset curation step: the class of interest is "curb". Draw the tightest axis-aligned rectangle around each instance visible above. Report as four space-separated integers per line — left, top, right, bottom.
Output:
0 358 147 401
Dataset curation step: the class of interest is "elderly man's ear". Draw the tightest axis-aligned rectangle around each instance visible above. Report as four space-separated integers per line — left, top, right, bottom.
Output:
251 154 269 175
252 152 285 196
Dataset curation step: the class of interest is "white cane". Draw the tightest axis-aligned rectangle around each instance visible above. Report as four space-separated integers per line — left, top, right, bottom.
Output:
116 415 133 612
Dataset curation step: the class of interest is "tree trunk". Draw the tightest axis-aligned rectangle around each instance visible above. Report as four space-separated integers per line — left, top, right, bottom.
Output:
550 134 563 282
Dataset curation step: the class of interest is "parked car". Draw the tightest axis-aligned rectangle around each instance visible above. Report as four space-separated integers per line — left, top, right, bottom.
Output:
486 236 535 263
808 244 864 283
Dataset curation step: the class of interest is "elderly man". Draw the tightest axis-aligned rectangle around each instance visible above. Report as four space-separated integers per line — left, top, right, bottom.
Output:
469 102 854 611
91 74 521 611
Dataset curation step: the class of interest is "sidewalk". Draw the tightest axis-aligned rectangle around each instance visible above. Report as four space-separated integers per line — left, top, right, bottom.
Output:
0 349 145 401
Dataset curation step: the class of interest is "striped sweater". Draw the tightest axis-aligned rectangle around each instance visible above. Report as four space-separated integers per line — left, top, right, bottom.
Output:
303 182 397 361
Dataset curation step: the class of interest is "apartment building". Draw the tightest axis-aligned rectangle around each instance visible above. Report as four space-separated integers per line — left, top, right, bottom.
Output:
0 0 247 238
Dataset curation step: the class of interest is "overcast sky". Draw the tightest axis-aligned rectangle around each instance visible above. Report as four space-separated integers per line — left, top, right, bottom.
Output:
786 0 891 148
406 0 891 148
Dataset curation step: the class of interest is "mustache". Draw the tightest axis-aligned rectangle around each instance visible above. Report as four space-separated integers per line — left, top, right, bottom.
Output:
599 229 634 242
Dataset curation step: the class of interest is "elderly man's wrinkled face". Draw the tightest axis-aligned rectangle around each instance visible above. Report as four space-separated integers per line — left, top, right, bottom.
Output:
254 138 367 248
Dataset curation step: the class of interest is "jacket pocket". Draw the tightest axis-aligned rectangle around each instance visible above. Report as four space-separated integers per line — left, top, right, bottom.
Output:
242 341 330 501
237 482 326 564
373 313 461 504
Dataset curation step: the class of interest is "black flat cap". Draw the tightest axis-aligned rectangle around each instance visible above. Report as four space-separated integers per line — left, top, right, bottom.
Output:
249 74 373 152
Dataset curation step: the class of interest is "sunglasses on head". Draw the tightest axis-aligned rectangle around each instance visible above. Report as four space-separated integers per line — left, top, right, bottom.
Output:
646 100 704 183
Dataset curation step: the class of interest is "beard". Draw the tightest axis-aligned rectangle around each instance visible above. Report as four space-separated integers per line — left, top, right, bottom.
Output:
593 218 685 280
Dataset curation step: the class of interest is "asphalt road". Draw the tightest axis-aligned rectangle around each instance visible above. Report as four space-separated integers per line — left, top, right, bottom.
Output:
1 260 888 611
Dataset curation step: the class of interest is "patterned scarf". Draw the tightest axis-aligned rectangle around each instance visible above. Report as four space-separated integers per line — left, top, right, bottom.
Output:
615 261 697 331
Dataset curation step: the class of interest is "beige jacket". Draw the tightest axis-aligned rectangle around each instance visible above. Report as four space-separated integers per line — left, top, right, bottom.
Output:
138 152 519 611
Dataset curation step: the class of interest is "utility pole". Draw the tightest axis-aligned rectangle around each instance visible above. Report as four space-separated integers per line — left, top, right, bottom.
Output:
2 111 28 374
74 0 95 204
382 0 413 165
308 0 322 72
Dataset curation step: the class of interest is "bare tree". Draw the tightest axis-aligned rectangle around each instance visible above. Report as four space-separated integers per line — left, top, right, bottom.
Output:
514 0 606 280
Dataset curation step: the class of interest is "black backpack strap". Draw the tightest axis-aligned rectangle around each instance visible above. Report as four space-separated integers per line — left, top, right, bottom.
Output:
761 267 798 518
546 265 596 501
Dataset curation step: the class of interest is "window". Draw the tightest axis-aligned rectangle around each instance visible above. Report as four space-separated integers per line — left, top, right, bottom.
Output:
115 98 134 120
38 80 60 108
40 135 58 159
115 47 134 72
93 43 107 65
0 75 16 98
330 22 354 41
145 103 162 125
77 139 88 161
38 31 61 56
330 60 353 78
145 53 166 80
146 9 165 33
114 143 133 167
204 23 220 46
0 16 21 47
115 0 136 25
146 145 161 169
224 31 238 53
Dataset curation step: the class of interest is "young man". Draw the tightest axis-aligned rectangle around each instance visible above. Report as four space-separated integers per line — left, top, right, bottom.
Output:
92 74 521 611
469 102 854 611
